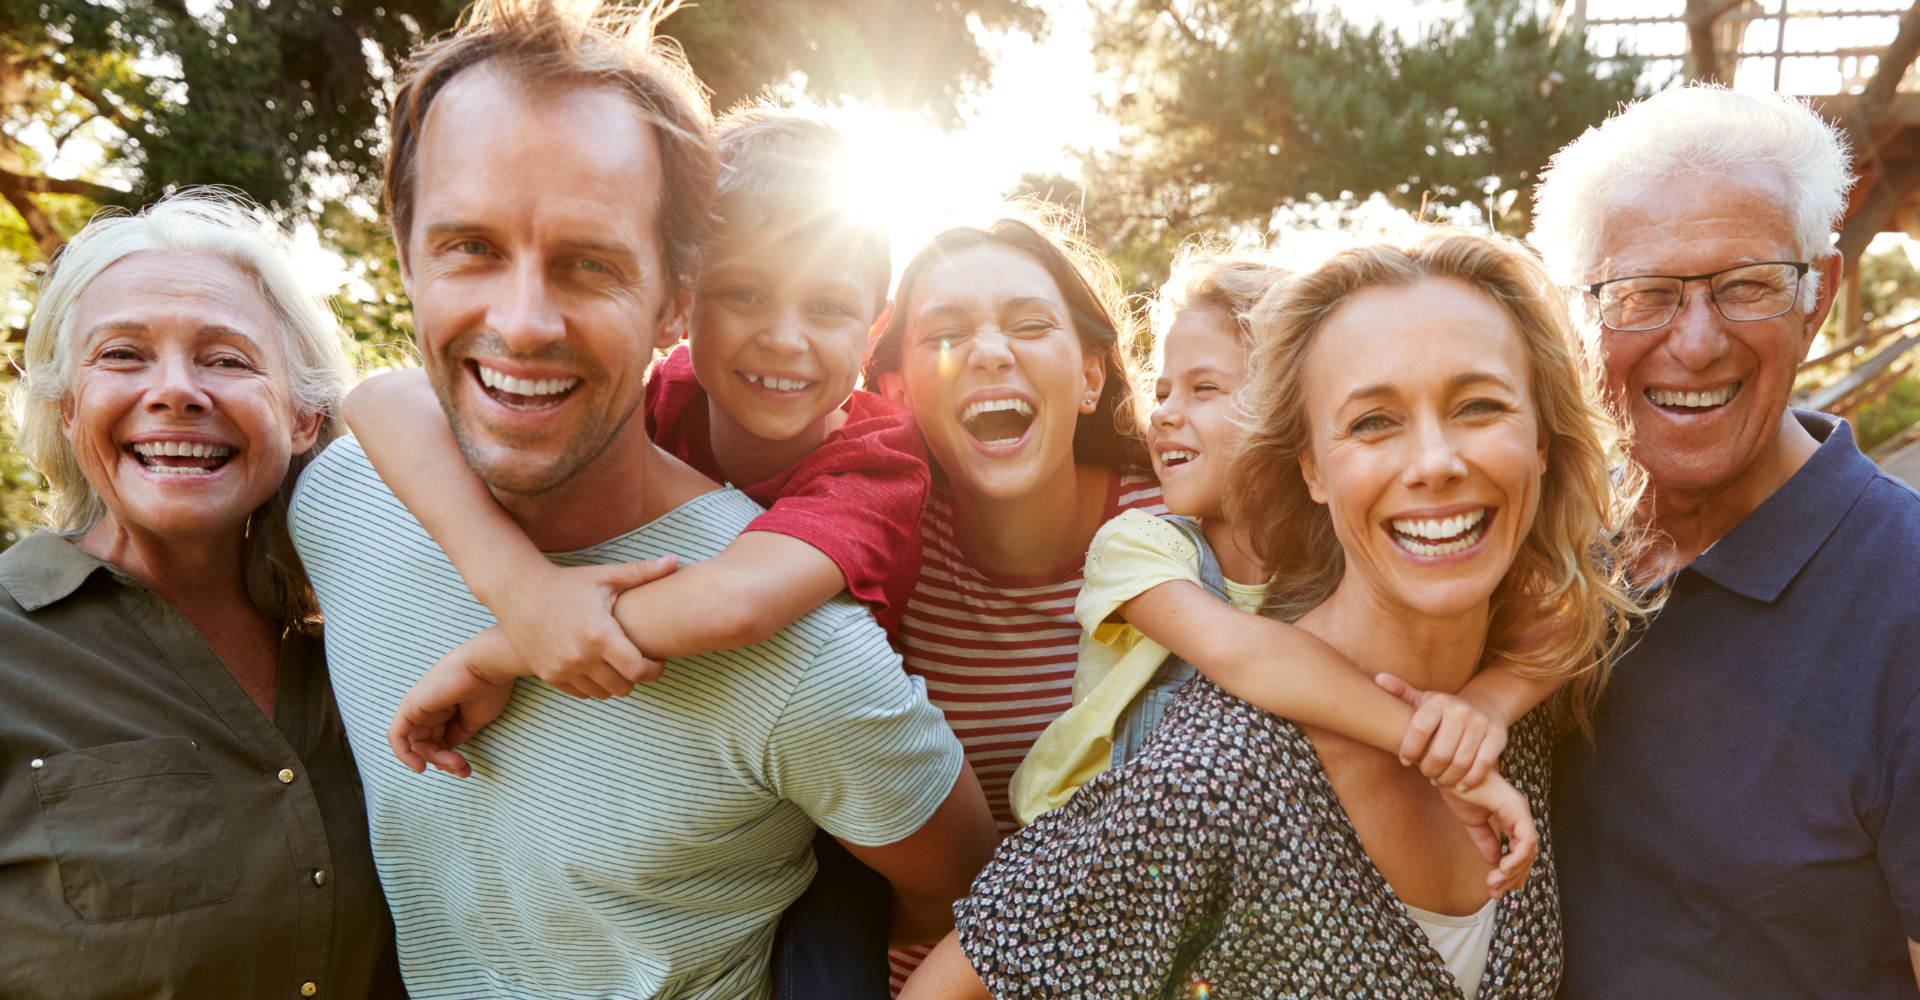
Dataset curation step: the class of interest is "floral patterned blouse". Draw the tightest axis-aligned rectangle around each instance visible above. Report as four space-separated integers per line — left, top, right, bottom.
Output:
952 676 1561 999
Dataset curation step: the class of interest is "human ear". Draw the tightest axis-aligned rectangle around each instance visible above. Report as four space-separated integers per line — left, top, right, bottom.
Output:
1299 449 1327 505
877 371 909 406
290 406 325 456
656 287 696 351
1080 351 1107 414
1804 251 1842 346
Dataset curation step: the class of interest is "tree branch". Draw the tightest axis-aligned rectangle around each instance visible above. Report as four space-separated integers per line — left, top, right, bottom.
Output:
1147 0 1206 49
0 168 126 201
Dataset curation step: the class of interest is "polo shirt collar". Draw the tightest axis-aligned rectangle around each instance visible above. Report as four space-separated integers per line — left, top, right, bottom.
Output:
1682 410 1876 603
0 530 113 611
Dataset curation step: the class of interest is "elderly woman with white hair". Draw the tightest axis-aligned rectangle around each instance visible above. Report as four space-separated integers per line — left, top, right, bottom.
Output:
0 191 404 998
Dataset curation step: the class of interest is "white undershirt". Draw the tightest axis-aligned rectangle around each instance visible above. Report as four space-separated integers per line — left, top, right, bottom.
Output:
1402 897 1499 999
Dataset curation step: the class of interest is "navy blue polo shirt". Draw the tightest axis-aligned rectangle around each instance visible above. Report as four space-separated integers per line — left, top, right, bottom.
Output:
1554 411 1920 999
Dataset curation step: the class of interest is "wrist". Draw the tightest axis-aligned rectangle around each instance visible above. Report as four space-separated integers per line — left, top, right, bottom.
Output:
469 550 560 610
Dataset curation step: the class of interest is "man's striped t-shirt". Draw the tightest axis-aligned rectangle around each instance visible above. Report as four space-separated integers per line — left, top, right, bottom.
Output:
888 468 1164 990
290 437 962 1000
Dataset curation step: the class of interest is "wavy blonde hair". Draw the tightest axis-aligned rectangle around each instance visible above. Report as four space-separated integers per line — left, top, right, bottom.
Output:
1226 227 1647 733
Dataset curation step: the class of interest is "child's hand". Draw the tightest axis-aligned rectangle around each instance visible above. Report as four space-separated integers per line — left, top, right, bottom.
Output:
386 627 522 778
1435 771 1539 898
490 555 681 699
1376 672 1510 790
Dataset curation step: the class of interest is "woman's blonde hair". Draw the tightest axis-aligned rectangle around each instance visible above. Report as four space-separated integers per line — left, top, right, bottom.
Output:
10 188 352 627
1226 227 1645 733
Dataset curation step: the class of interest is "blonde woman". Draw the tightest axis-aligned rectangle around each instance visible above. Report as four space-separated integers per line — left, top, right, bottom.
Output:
905 228 1643 1000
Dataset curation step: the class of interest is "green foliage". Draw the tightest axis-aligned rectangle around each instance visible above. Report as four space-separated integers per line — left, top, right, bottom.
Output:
667 0 1045 128
1074 0 1647 291
0 404 44 551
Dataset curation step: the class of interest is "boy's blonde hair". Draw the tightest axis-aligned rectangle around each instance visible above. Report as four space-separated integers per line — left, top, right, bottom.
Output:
1226 227 1648 734
712 103 891 312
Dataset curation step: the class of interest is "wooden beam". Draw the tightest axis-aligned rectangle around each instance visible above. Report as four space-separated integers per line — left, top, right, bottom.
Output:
1804 331 1920 410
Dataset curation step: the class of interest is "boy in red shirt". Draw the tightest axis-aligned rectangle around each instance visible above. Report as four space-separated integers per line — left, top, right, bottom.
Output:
342 107 930 995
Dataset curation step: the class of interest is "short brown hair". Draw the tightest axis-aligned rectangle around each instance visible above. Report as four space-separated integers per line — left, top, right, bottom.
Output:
383 0 719 292
712 104 890 313
865 210 1151 472
1227 227 1648 734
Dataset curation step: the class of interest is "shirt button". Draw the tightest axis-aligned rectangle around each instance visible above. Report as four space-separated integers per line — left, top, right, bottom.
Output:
277 769 296 784
301 983 318 996
30 759 43 769
312 869 327 886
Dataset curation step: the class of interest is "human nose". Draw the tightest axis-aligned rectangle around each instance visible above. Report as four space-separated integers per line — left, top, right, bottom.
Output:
1151 394 1182 429
143 349 213 416
491 259 566 353
1402 417 1468 490
964 328 1014 375
1664 283 1730 372
756 308 809 356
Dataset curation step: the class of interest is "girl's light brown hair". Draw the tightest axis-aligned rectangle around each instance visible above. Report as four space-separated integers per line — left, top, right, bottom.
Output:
1151 242 1291 350
1226 227 1647 734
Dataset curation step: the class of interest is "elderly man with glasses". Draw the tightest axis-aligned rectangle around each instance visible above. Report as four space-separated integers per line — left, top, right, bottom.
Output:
1531 85 1920 999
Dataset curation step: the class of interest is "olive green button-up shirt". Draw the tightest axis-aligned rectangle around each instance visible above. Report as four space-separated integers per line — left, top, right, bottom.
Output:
0 530 404 1000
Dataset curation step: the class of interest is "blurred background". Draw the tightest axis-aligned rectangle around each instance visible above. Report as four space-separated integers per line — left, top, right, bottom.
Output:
8 0 1920 548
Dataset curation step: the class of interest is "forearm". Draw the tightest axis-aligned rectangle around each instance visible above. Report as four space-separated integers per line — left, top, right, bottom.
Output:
609 531 846 660
1121 582 1415 755
1459 666 1562 727
1909 938 1919 988
898 932 994 1000
344 369 550 604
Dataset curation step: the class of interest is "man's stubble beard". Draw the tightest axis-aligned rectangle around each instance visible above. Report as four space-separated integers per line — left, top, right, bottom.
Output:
427 330 645 499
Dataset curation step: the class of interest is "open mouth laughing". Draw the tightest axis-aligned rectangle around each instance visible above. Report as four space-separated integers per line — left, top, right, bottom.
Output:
1645 382 1740 413
960 397 1035 445
1157 447 1199 471
476 363 580 411
1388 507 1492 558
129 440 233 476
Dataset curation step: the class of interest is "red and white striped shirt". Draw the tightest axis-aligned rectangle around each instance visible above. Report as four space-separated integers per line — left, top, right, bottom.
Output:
889 468 1163 990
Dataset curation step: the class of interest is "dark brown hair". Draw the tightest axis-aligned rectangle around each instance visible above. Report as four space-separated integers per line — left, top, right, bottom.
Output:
864 212 1150 472
383 0 719 292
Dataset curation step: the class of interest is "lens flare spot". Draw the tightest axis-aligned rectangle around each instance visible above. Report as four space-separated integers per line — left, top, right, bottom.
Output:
1191 979 1213 1000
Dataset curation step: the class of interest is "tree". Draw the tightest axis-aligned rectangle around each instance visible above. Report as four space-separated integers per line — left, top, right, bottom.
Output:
0 0 1043 547
1072 0 1646 290
664 0 1044 127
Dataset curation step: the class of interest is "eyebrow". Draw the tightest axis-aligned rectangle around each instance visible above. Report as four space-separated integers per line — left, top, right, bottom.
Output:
81 321 263 349
1345 371 1515 402
1000 296 1063 313
422 222 638 260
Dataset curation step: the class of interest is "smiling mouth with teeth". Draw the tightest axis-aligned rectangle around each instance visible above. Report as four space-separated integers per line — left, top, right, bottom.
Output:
1388 507 1492 557
476 363 581 411
1159 448 1199 468
960 398 1035 444
741 372 818 393
130 440 234 476
1646 382 1740 411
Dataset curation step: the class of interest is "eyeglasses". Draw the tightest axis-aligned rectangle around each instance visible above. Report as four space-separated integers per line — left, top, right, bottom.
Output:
1585 261 1811 332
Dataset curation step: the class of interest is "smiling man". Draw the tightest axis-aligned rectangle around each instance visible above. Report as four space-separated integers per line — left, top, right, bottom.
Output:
1533 85 1920 999
285 2 988 997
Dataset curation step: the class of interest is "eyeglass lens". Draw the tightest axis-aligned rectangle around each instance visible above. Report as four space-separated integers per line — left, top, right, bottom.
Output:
1598 263 1803 331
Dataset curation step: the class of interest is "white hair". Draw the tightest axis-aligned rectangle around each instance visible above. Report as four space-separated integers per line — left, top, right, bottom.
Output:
1531 84 1853 298
9 188 352 623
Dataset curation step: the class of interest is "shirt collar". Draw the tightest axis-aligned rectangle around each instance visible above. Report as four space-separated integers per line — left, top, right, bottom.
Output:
1682 410 1877 603
0 530 116 611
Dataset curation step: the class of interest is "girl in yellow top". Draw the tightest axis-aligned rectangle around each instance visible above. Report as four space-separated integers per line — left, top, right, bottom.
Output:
1010 247 1612 897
